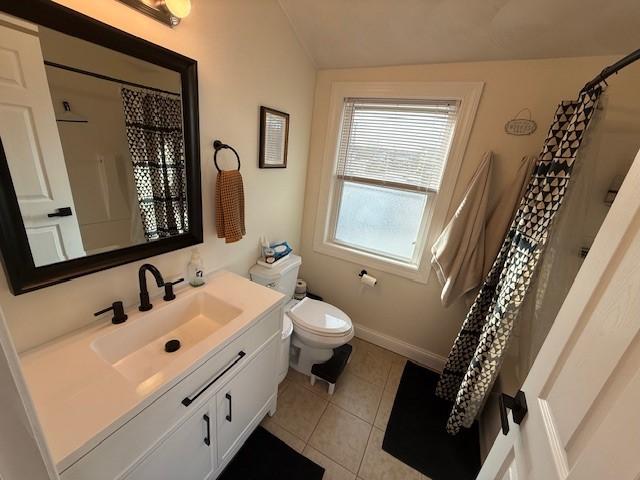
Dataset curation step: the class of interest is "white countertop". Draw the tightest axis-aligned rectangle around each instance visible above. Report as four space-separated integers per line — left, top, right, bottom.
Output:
20 272 283 472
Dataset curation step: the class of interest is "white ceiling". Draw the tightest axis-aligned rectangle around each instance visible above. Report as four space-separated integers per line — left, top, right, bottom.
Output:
278 0 640 69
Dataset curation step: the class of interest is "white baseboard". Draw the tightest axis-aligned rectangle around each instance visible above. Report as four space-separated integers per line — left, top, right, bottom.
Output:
353 323 447 372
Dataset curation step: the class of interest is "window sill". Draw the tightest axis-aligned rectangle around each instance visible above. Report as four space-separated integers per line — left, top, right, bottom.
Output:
313 239 432 284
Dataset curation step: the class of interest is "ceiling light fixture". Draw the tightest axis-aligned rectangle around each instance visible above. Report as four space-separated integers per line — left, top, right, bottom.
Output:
162 0 191 19
116 0 191 27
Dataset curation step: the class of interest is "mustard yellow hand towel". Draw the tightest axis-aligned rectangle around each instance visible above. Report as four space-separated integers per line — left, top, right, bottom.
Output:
215 170 246 243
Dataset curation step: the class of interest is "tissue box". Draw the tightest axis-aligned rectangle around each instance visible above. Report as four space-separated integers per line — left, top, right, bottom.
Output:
261 241 292 265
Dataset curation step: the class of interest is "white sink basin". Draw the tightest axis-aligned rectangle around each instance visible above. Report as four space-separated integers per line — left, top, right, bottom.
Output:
91 291 242 386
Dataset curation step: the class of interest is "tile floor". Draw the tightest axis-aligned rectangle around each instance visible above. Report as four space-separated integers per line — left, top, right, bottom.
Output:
261 337 430 480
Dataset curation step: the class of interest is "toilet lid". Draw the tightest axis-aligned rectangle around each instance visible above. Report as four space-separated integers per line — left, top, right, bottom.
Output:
288 298 352 336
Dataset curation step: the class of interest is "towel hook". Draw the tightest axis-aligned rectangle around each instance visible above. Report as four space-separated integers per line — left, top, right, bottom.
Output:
213 140 241 172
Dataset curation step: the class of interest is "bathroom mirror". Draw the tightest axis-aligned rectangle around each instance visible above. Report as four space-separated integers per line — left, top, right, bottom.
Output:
0 1 202 294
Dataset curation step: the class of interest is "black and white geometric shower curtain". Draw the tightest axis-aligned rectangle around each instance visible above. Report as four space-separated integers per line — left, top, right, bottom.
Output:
435 86 604 434
121 87 188 241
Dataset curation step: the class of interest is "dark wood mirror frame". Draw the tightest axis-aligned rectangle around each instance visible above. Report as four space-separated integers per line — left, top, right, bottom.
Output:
0 0 202 295
259 106 289 169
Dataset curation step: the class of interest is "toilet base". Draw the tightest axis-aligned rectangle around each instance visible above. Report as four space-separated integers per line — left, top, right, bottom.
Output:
289 332 353 376
289 336 333 376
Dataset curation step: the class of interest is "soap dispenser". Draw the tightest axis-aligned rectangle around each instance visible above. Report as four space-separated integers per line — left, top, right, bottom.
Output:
188 249 205 287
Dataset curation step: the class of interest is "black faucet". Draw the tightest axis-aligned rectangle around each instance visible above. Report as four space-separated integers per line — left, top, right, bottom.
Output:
138 264 165 311
94 301 128 324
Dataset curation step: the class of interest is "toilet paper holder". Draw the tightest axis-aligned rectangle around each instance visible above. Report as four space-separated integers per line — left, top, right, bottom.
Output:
358 270 378 286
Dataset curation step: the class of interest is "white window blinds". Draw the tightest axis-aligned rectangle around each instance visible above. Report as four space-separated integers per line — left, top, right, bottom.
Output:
336 98 459 193
262 110 287 165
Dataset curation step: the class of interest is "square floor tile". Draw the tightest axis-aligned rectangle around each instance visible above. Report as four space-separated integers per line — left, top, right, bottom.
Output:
286 368 332 399
309 404 372 473
346 346 392 387
278 378 291 396
260 415 306 453
363 341 405 366
304 446 357 480
271 383 327 441
358 428 426 480
332 373 383 423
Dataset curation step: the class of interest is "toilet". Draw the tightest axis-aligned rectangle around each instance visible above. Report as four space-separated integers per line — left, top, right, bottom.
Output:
249 254 354 378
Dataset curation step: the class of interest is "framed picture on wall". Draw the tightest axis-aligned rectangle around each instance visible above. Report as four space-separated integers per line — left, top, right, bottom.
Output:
259 106 289 168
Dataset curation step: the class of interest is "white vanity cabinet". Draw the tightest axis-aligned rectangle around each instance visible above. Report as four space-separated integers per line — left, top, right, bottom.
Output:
215 336 278 465
60 305 281 480
125 404 214 480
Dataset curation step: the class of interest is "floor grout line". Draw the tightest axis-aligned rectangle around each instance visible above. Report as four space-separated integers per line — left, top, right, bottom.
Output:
305 393 330 448
356 420 375 478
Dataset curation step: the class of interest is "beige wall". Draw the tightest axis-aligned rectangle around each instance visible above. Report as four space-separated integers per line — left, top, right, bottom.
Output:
299 55 622 360
0 0 316 353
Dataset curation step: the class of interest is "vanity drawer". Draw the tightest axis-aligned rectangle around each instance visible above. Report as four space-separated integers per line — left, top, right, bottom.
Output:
61 306 280 480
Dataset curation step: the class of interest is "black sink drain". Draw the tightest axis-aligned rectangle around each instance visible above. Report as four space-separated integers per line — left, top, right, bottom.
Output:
165 339 181 353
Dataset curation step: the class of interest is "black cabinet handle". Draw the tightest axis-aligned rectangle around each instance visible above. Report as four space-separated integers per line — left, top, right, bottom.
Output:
48 207 73 218
225 393 232 422
203 414 211 446
499 391 528 435
182 351 246 407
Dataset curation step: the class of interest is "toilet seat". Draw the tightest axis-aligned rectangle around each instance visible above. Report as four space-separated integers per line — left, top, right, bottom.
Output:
288 298 352 337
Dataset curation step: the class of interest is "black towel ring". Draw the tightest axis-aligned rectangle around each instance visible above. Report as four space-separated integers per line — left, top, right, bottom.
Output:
213 140 241 172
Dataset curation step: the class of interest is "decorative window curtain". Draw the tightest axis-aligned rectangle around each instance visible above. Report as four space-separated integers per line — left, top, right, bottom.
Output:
121 87 188 241
435 86 604 434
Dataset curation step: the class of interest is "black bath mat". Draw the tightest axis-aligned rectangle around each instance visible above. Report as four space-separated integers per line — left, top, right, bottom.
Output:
382 361 481 480
218 426 324 480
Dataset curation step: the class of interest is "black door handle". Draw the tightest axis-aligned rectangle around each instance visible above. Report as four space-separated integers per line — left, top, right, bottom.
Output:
48 207 73 217
203 414 211 446
225 393 232 422
499 391 528 435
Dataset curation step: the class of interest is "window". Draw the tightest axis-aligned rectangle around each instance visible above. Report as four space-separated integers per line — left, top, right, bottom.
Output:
313 82 483 282
331 98 458 262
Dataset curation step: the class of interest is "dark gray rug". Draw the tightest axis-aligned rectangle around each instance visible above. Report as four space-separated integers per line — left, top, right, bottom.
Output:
218 426 324 480
382 361 481 480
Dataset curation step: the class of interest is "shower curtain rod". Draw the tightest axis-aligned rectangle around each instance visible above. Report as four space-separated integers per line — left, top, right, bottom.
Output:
581 48 640 93
44 61 181 97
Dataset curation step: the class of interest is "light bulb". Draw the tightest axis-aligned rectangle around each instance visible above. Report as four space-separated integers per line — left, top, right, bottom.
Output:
163 0 191 18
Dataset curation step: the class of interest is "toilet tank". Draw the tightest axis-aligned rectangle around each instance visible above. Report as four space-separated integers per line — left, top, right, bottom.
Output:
249 254 302 299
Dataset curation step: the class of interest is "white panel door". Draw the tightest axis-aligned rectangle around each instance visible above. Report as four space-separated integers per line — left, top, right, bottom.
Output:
0 19 84 266
479 147 640 480
215 339 278 466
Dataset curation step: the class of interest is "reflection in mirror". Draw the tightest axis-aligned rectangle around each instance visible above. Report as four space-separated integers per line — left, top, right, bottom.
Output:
2 25 187 267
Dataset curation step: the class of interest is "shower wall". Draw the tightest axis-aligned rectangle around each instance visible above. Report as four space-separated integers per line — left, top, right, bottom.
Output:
480 64 640 457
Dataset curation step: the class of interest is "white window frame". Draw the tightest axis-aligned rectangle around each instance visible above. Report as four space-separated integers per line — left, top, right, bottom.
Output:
313 81 484 283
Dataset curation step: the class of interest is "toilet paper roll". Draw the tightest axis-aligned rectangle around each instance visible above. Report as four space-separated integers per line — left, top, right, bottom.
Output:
360 273 377 287
295 279 307 294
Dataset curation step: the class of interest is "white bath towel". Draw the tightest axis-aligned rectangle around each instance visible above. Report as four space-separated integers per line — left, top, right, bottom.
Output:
431 152 493 307
482 155 537 276
431 153 538 307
